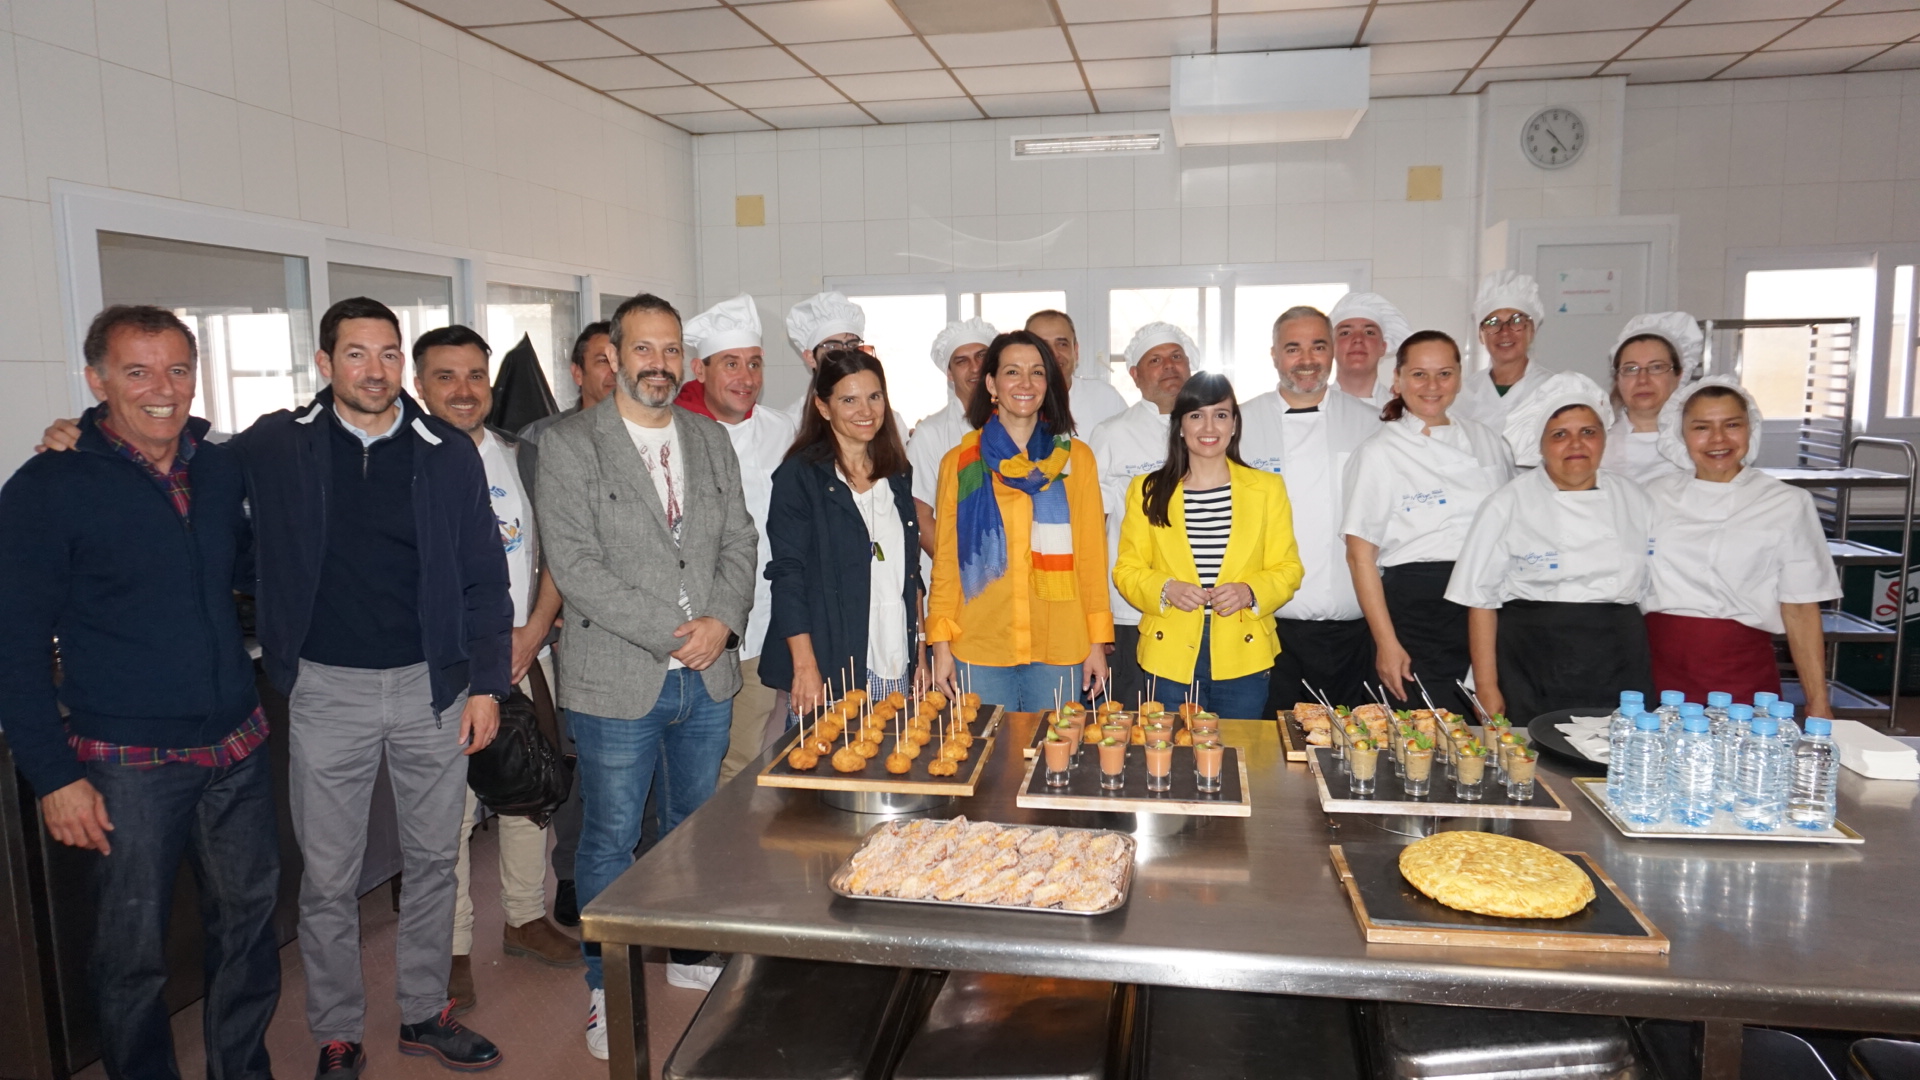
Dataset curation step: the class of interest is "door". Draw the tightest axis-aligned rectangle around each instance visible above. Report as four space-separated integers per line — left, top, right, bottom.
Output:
1489 216 1678 387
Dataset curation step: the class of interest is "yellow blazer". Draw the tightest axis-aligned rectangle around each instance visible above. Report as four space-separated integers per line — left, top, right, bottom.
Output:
1113 461 1304 684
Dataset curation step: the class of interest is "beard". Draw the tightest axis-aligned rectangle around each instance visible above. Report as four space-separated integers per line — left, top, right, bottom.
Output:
1277 366 1328 396
618 365 679 409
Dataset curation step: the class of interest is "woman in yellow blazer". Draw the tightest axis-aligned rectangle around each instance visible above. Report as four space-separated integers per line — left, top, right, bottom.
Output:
928 330 1114 711
1115 373 1303 718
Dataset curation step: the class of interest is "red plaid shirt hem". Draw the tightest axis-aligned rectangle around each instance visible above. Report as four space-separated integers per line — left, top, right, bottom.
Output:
69 707 270 769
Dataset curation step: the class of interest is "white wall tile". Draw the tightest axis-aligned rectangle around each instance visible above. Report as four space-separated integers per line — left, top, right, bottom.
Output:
1777 181 1838 245
1085 208 1132 267
334 9 385 142
10 0 96 53
1835 179 1895 243
863 142 907 219
865 216 910 275
233 103 298 217
340 130 394 233
17 38 108 200
949 138 994 216
1782 96 1846 185
1840 92 1901 182
380 29 427 154
1179 204 1226 264
230 0 292 113
102 63 181 197
736 218 782 293
905 141 951 218
778 220 822 286
387 144 431 241
290 118 348 224
174 85 244 209
1133 205 1178 266
820 149 865 221
286 0 339 127
1227 203 1275 264
95 0 172 78
0 34 23 200
0 198 45 361
820 220 864 276
168 0 236 97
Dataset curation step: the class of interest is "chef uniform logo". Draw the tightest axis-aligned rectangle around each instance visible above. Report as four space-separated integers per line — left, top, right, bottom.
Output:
1400 487 1447 512
1520 550 1561 570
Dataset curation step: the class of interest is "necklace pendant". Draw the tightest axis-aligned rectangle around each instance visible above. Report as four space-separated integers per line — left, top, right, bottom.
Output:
872 540 884 562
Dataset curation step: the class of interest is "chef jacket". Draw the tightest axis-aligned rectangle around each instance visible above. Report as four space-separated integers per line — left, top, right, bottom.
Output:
1445 466 1652 609
1602 410 1685 486
1330 374 1393 410
1071 373 1129 434
721 405 797 660
1088 399 1170 627
907 395 973 589
1342 412 1515 568
1452 358 1554 430
1240 389 1380 621
1644 466 1841 635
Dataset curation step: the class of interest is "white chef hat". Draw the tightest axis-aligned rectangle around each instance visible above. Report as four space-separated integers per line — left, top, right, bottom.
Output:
1657 375 1763 471
1502 371 1611 469
683 293 762 360
1613 311 1704 381
1124 322 1198 371
785 291 866 356
1326 292 1414 353
929 317 997 375
1475 269 1545 325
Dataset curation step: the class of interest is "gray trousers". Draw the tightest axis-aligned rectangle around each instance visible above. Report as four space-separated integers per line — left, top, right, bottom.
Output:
289 660 468 1042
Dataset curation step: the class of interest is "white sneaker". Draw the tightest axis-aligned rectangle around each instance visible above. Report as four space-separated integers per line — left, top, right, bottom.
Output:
585 988 608 1060
665 956 724 992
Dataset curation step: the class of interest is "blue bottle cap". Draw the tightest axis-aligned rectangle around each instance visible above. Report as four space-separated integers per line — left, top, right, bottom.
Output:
1659 690 1685 706
1728 704 1755 721
1680 702 1705 717
1708 691 1733 708
1754 692 1779 709
1635 712 1663 731
1620 690 1644 706
1804 717 1833 736
1683 713 1710 733
1769 702 1796 720
1750 717 1779 737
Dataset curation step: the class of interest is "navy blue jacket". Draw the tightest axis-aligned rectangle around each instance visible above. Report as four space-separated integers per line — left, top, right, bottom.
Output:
758 446 921 693
229 388 511 714
0 410 258 797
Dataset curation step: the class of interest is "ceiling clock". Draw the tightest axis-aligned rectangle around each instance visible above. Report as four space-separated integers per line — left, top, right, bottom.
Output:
1521 106 1587 170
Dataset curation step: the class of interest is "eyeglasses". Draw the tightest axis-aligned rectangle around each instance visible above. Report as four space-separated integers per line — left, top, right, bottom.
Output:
817 336 864 352
1480 313 1533 330
1618 362 1676 378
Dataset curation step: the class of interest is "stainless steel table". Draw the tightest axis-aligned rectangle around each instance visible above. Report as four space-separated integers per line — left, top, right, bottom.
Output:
584 716 1920 1079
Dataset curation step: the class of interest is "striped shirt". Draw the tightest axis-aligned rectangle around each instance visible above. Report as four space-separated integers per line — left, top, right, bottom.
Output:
1183 484 1233 589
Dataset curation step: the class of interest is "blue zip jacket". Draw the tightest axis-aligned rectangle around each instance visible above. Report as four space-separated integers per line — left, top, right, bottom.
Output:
229 387 512 716
0 409 258 797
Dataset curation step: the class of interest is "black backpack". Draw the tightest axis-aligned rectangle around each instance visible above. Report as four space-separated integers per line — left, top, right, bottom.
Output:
467 667 572 827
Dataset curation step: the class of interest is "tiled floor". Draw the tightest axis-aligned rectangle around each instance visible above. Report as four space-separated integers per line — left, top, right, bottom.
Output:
76 822 706 1080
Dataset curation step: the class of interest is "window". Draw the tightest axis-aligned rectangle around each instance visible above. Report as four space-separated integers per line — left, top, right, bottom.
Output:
1890 265 1918 418
959 290 1068 333
1232 282 1353 392
1742 267 1876 421
600 292 628 322
328 264 452 351
487 282 581 391
97 231 314 435
845 293 948 427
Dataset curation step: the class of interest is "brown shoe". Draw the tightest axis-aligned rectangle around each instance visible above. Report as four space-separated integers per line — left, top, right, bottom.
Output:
503 918 583 967
448 954 476 1015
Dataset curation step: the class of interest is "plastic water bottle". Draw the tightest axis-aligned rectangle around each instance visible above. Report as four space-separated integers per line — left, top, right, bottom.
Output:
1606 690 1645 800
1616 712 1670 825
1734 716 1787 832
1656 690 1685 734
1788 718 1839 830
1753 691 1779 718
1768 700 1801 744
1716 704 1753 811
1705 691 1732 725
1668 711 1718 827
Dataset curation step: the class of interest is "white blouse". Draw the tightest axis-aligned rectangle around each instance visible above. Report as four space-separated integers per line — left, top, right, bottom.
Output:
845 472 909 679
1644 467 1841 634
1602 411 1685 486
1341 411 1516 568
1445 467 1653 609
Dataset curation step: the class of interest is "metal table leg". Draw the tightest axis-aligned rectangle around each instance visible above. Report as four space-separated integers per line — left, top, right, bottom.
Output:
604 943 651 1080
1700 1019 1743 1080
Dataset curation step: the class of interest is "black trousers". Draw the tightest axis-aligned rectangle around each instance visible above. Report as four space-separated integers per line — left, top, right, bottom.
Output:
1380 561 1472 715
1109 625 1147 708
1267 617 1376 715
1496 599 1654 724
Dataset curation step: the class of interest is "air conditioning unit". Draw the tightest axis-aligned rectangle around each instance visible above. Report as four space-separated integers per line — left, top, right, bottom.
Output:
1170 48 1370 147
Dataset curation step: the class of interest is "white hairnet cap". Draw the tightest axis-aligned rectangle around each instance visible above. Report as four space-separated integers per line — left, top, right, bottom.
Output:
1124 322 1198 370
683 293 762 360
1614 311 1704 380
1502 371 1611 469
785 291 865 355
1326 292 1414 353
930 317 997 374
1657 375 1763 471
1475 269 1545 325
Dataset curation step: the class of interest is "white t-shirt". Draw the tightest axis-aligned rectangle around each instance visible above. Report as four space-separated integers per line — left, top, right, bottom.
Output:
1070 373 1128 434
1445 467 1653 609
845 472 909 679
719 406 796 660
1342 412 1515 568
1603 411 1684 486
1644 467 1841 634
479 430 534 629
625 415 689 668
1452 359 1554 431
1088 399 1170 627
1240 389 1380 621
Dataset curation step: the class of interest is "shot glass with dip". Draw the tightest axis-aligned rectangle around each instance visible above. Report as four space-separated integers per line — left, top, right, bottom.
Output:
1505 747 1538 802
1402 733 1435 797
1193 738 1225 793
1348 738 1379 796
1453 742 1488 800
1188 711 1221 739
1144 738 1174 792
1042 730 1074 787
1098 737 1127 791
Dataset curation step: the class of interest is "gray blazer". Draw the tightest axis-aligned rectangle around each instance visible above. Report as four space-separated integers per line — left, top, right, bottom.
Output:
534 395 759 719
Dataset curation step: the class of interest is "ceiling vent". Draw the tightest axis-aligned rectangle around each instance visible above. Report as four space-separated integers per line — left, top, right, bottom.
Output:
1010 131 1165 159
1170 48 1370 147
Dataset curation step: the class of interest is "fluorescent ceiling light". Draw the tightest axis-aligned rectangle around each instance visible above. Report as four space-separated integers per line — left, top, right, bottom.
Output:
1011 132 1164 158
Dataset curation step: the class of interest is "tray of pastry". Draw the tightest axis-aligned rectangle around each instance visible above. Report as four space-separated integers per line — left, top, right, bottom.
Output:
1330 837 1667 954
757 691 1002 797
828 816 1135 916
1280 705 1337 762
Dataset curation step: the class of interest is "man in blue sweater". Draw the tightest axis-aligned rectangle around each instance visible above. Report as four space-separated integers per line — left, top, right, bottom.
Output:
0 306 279 1080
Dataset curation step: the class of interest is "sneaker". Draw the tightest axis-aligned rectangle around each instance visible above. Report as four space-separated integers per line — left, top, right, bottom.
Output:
585 988 608 1061
315 1041 365 1079
554 879 580 927
398 1002 503 1071
448 954 476 1014
502 917 582 967
666 956 724 992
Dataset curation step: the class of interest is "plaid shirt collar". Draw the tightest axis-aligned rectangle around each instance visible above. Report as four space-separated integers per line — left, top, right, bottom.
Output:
95 407 197 518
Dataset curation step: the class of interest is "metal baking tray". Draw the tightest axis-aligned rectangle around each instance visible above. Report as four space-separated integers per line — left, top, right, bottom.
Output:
827 820 1136 917
1572 777 1864 844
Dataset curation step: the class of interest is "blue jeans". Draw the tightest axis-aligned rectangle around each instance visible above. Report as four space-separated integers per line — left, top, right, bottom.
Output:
85 747 281 1080
1149 622 1271 720
570 668 732 988
956 659 1083 712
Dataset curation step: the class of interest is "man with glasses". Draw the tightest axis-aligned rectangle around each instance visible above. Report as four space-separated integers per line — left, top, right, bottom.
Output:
1455 270 1554 429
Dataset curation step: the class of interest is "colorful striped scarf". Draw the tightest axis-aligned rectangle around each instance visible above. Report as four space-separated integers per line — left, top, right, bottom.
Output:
955 412 1076 602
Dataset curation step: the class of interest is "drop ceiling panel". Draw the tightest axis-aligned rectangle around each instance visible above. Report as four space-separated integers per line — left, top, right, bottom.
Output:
1068 16 1213 59
1856 41 1920 69
549 54 690 88
609 84 734 111
1080 56 1172 88
1370 70 1471 96
709 77 848 107
1723 43 1890 76
662 46 812 82
661 109 772 132
1602 53 1745 81
830 69 967 99
974 90 1096 117
1363 0 1528 44
1773 10 1920 50
594 8 766 52
1369 38 1496 74
1665 0 1829 23
471 20 634 60
953 62 1087 95
412 0 568 26
924 27 1074 66
1488 29 1642 66
1622 20 1803 59
1094 85 1172 110
753 102 876 126
1463 61 1602 91
741 0 913 44
1219 0 1369 10
1059 0 1212 21
1216 9 1368 50
790 37 941 74
1508 0 1683 35
564 0 719 16
865 97 985 122
1828 0 1920 13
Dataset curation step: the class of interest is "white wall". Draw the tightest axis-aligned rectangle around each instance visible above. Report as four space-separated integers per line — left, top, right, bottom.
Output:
0 0 696 469
692 97 1482 407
